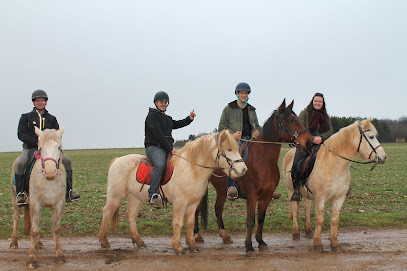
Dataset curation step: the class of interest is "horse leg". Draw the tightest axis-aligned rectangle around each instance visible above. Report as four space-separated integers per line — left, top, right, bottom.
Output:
99 197 123 248
10 203 21 249
304 198 313 239
185 203 200 253
194 201 204 243
52 204 65 263
291 201 300 240
127 194 146 248
172 200 187 255
27 203 41 269
313 198 326 252
214 186 232 244
255 198 272 251
245 197 257 255
330 197 346 252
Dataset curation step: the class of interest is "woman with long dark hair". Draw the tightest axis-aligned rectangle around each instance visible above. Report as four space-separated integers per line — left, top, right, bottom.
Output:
290 92 333 201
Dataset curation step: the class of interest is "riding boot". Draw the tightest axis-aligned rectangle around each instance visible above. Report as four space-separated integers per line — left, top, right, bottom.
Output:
65 170 80 202
226 177 238 201
15 174 28 205
290 170 302 202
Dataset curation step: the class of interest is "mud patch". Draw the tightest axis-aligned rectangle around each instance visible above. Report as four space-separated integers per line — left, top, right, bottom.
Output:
1 229 406 270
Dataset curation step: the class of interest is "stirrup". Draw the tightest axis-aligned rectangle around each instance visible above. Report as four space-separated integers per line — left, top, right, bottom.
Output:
149 193 162 205
67 189 80 202
227 186 238 201
16 192 28 205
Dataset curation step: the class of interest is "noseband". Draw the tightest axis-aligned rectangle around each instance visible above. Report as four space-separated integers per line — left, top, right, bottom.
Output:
214 133 245 174
274 110 308 151
35 151 61 171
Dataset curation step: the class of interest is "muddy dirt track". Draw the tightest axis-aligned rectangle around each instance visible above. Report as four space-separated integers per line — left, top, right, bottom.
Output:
1 229 406 270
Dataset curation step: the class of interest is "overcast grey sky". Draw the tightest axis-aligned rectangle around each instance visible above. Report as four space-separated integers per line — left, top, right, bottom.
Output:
1 0 406 152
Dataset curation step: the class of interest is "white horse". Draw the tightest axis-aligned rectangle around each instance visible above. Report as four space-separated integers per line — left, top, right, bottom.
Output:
99 130 247 255
10 127 66 269
283 119 386 251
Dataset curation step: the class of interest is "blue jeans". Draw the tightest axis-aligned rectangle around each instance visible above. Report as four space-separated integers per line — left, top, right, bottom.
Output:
227 136 250 188
145 146 166 197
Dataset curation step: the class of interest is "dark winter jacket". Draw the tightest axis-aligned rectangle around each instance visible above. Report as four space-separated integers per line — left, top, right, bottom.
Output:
144 108 193 153
17 108 59 149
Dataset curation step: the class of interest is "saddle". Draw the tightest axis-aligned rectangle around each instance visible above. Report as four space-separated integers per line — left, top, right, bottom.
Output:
297 145 320 185
136 154 174 186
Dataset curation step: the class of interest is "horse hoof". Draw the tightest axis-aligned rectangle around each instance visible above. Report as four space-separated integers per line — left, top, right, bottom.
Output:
55 255 66 263
195 236 204 243
27 261 38 269
222 237 233 244
100 241 110 249
258 244 269 251
305 231 313 239
176 250 186 255
292 234 300 240
9 241 18 249
314 246 323 252
132 239 147 248
35 241 44 249
246 249 256 257
331 246 341 252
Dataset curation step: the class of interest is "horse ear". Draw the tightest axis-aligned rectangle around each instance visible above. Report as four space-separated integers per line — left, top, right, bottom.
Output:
367 117 371 123
57 126 65 138
287 100 294 110
34 126 43 137
278 99 286 114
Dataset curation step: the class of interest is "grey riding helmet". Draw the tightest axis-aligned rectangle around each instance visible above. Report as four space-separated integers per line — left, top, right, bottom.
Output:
32 89 48 101
235 82 251 94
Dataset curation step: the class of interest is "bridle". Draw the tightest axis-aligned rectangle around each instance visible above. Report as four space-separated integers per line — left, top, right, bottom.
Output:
35 150 61 171
357 123 382 161
274 110 309 152
325 122 382 171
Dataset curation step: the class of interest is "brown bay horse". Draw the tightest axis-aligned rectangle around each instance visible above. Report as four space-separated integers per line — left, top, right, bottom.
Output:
195 99 313 254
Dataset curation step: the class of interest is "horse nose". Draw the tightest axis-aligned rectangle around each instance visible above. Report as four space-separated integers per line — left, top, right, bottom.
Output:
241 166 247 176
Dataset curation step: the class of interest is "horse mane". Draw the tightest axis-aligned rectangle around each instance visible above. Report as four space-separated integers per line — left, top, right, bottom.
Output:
37 129 62 149
322 121 360 154
172 133 216 167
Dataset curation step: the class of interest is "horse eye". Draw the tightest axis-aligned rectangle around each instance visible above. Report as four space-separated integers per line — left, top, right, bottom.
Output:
369 136 374 139
58 146 61 150
227 148 232 152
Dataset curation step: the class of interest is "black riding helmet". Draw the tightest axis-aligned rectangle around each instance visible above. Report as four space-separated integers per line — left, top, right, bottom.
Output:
153 91 170 103
235 82 251 95
32 89 48 101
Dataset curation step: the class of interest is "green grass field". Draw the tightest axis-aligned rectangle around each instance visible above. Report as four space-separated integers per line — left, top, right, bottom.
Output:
0 143 406 239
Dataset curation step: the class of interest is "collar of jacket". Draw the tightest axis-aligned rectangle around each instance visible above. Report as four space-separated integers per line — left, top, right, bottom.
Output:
31 107 49 115
228 100 256 110
149 107 166 115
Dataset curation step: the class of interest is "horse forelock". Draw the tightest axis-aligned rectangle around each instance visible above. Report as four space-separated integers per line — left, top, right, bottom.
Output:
38 129 62 149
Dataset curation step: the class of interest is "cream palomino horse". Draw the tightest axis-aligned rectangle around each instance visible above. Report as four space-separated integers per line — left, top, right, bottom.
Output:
283 119 386 251
99 130 247 255
10 127 66 269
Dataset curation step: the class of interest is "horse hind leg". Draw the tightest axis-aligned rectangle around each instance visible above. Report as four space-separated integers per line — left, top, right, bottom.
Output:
126 194 146 248
99 197 123 248
304 199 313 239
10 202 22 249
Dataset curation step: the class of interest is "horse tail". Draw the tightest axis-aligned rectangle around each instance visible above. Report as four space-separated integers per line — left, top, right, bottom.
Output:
23 205 31 235
110 205 120 231
200 187 209 230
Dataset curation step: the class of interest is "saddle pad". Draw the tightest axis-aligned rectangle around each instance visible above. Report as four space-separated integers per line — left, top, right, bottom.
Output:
136 158 174 185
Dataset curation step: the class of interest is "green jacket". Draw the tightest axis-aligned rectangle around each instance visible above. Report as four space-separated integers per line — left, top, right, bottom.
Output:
218 100 260 135
298 109 333 141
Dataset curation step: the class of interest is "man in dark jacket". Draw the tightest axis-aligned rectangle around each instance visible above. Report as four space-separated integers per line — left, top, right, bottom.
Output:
145 91 196 204
15 89 80 205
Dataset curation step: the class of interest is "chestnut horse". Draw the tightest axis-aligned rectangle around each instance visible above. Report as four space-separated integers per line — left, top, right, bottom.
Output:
10 127 66 269
195 100 313 254
98 130 247 255
283 119 386 251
